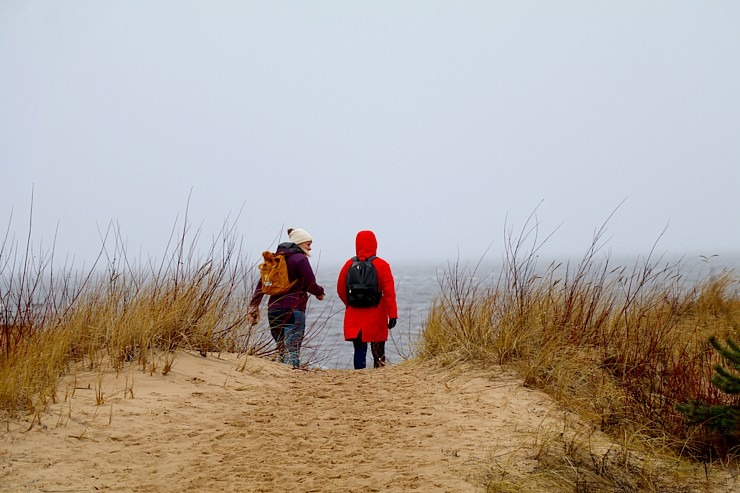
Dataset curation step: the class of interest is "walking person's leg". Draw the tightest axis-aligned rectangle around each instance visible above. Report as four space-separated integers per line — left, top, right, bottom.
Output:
284 310 306 368
352 334 367 370
370 341 386 368
268 309 290 364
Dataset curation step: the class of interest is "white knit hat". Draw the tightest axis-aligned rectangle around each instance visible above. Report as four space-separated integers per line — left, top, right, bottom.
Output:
288 228 312 246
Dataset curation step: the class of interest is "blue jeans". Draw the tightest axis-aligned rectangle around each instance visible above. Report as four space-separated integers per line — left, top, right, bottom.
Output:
284 310 306 368
268 309 306 367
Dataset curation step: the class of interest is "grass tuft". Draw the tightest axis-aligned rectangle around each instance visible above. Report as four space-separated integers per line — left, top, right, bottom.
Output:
1 211 272 422
419 213 740 488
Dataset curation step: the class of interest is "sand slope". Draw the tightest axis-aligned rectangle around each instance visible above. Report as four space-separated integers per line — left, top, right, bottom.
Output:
1 352 734 492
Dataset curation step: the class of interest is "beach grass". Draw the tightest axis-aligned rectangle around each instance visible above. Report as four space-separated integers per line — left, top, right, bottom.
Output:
0 215 269 420
418 217 740 490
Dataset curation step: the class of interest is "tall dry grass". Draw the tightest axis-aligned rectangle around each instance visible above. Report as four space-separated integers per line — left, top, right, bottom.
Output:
419 215 740 466
0 213 271 422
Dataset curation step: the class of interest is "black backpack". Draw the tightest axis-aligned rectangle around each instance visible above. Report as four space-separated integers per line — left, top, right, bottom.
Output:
346 255 381 308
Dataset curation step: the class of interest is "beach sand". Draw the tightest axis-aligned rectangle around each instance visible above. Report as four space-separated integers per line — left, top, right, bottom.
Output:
1 352 734 492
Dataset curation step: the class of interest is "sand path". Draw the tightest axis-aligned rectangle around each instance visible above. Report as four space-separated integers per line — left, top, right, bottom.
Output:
2 352 597 492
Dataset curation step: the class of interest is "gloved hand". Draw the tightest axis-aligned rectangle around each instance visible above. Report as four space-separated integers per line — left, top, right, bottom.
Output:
247 306 260 326
387 318 397 330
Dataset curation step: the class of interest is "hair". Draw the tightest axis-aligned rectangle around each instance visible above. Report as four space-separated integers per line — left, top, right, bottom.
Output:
287 228 294 235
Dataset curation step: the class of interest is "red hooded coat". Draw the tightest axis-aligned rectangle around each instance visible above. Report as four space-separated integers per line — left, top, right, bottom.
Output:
337 230 398 343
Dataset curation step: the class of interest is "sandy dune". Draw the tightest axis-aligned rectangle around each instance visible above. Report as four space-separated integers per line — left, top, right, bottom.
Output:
1 352 733 492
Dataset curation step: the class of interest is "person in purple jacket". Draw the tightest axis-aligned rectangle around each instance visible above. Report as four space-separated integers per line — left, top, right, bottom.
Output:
247 228 325 368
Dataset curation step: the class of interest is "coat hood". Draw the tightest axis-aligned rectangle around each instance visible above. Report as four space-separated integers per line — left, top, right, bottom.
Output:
355 230 377 259
277 242 304 256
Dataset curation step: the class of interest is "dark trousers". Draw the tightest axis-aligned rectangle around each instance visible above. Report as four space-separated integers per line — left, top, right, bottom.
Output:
268 308 291 361
351 335 386 369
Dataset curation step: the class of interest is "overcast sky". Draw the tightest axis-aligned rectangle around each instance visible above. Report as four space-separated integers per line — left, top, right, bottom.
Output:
2 1 739 272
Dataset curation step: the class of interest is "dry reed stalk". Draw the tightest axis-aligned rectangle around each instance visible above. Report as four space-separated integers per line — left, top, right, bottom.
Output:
419 210 740 466
0 205 276 424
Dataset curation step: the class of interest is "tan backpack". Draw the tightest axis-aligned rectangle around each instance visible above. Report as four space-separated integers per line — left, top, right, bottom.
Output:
258 251 296 295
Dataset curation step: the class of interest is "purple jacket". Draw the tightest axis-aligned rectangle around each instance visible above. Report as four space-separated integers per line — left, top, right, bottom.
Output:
250 242 324 312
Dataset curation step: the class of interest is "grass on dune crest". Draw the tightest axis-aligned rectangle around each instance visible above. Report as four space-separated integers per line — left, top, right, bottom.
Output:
0 216 272 421
419 218 740 491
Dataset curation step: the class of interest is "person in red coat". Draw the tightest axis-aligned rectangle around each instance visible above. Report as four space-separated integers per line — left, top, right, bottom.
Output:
337 230 398 369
